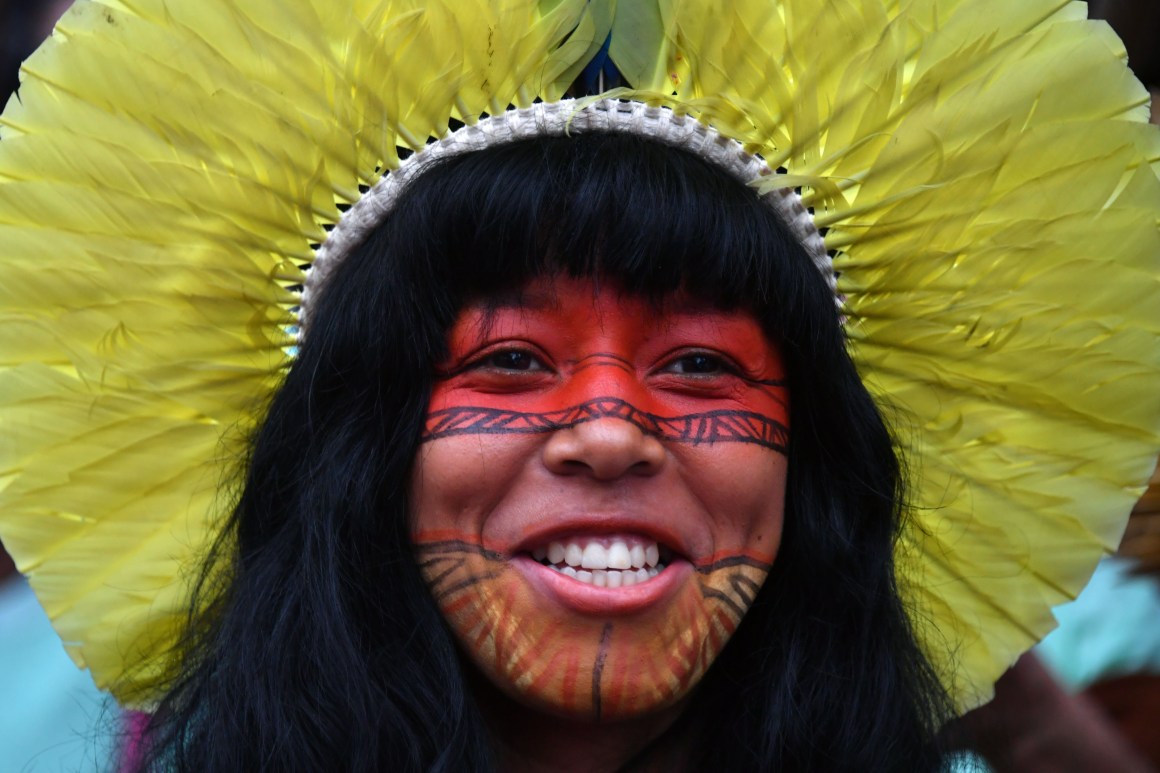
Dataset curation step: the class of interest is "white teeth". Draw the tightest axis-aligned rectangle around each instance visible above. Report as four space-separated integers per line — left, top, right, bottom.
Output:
540 538 661 569
564 543 583 567
549 563 666 586
533 536 669 583
607 540 631 570
629 543 646 568
548 542 566 564
580 543 608 570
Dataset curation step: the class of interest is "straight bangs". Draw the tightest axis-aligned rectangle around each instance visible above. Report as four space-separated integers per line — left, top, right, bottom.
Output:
380 131 823 320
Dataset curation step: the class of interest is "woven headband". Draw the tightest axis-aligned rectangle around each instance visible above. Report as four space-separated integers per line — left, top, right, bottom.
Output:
302 99 833 331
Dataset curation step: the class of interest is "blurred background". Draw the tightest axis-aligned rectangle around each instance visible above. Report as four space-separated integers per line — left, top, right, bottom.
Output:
1 0 1159 769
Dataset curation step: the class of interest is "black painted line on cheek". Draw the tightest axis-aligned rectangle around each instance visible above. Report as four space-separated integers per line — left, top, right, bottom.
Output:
591 622 613 721
420 557 464 591
699 583 747 621
729 573 760 608
433 571 501 603
421 397 789 454
413 543 507 601
695 561 773 622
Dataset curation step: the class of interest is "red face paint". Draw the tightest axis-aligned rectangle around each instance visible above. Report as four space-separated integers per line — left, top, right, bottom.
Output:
426 281 789 436
410 276 789 722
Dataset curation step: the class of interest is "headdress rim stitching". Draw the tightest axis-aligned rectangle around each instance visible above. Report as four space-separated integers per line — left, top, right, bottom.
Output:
300 98 835 337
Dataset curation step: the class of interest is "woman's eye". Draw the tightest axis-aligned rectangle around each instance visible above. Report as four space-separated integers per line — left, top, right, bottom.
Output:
665 353 731 375
480 349 543 372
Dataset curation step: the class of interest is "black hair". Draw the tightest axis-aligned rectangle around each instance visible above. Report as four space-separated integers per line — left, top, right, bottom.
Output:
137 131 953 771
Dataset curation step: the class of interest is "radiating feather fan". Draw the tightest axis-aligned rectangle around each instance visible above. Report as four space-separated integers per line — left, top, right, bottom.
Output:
1 0 1158 712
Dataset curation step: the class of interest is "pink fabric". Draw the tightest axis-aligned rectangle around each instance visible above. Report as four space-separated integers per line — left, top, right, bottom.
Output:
120 710 150 772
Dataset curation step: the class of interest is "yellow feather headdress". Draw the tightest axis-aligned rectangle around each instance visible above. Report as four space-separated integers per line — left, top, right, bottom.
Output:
1 0 1158 713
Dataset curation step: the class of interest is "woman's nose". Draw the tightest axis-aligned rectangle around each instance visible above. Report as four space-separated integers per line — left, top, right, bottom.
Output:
541 405 667 480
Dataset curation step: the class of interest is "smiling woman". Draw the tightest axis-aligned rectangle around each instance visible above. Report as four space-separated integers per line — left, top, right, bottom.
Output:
2 1 1159 772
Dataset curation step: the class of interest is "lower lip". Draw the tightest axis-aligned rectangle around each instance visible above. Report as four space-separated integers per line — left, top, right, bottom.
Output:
513 555 691 615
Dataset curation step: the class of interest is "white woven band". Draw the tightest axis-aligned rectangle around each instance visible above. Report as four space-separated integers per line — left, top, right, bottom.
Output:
301 99 833 331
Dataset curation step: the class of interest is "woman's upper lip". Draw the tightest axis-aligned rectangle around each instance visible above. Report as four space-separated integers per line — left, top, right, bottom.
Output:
508 515 694 560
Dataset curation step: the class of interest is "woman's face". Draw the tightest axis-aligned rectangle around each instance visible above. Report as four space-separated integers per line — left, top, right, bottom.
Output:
409 276 788 721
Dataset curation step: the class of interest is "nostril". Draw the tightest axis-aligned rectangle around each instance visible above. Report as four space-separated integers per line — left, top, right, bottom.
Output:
554 459 595 476
628 458 660 475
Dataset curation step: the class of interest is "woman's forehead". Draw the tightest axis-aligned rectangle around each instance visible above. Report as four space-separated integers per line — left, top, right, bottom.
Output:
449 275 773 356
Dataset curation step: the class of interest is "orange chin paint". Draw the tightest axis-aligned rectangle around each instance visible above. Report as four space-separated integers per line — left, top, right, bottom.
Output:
413 534 770 720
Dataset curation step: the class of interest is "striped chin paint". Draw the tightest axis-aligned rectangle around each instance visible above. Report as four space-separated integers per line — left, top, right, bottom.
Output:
409 277 788 720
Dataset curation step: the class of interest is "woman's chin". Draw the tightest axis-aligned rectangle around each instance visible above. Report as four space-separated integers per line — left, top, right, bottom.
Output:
461 561 725 721
474 657 693 725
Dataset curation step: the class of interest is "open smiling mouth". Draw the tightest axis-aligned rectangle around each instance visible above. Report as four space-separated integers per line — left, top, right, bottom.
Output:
527 536 675 587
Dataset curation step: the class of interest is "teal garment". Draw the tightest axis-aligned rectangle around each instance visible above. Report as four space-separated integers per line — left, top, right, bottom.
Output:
1037 556 1160 688
0 577 119 772
949 557 1160 773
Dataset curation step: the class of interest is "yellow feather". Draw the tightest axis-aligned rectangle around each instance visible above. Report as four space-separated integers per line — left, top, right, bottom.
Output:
1 0 1158 713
